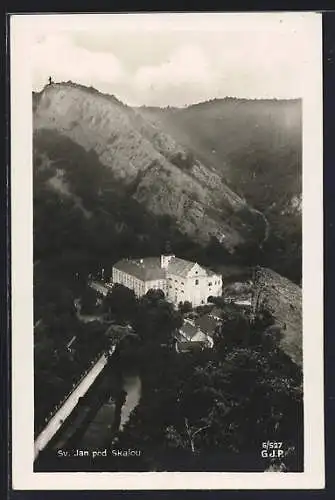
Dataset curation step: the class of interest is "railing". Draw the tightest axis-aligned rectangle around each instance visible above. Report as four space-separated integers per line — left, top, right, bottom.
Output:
34 348 116 460
35 347 114 437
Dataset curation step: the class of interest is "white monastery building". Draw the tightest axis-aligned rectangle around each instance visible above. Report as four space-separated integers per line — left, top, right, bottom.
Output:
112 254 223 307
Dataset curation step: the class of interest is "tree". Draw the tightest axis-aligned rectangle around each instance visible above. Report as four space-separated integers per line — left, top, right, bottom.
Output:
214 309 250 353
118 304 302 472
145 288 165 302
166 418 210 454
208 295 226 308
178 301 192 314
103 284 137 323
134 295 182 346
163 340 302 470
80 286 97 314
205 236 234 266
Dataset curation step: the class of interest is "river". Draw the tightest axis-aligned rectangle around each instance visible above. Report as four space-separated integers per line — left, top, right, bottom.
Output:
74 370 142 449
119 374 142 430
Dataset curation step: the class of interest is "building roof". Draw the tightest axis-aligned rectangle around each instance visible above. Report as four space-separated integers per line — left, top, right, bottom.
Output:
195 314 220 336
114 255 220 282
234 299 252 307
207 269 217 277
114 257 166 281
168 257 221 279
179 322 199 339
167 257 197 277
193 330 211 343
89 281 110 296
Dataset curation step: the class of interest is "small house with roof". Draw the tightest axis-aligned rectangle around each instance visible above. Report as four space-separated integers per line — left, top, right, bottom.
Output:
195 314 221 338
175 323 212 354
112 254 222 307
176 318 214 349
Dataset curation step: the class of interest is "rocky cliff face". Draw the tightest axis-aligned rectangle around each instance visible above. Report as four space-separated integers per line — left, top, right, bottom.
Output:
33 82 264 252
253 267 302 366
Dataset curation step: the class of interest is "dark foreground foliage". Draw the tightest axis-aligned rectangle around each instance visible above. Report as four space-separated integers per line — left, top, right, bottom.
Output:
108 303 303 472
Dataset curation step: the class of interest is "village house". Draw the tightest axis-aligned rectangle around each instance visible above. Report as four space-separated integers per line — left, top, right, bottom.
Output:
112 254 222 307
195 314 221 339
175 319 213 353
176 317 216 348
88 280 112 298
174 310 224 354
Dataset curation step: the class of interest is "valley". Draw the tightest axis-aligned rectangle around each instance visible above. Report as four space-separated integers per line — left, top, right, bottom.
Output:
32 81 303 473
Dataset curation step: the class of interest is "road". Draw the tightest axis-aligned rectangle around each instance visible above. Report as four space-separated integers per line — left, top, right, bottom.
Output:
34 350 113 460
250 207 270 248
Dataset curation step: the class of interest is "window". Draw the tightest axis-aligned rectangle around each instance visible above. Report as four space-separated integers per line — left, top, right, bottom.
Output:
195 279 199 285
208 282 212 287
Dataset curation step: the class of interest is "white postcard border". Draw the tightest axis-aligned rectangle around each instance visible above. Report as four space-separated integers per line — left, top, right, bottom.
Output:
10 12 324 490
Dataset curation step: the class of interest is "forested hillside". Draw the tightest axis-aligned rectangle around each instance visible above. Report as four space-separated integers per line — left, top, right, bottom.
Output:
140 98 302 283
33 83 265 254
33 85 302 327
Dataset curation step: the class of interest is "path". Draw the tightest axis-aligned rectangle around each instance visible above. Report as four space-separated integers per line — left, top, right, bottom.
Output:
250 207 271 248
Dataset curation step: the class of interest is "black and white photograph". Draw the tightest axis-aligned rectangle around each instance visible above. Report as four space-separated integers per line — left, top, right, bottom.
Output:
10 12 324 490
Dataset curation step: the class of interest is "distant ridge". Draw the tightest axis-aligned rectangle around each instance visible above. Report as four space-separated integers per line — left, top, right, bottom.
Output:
139 95 302 112
34 80 301 111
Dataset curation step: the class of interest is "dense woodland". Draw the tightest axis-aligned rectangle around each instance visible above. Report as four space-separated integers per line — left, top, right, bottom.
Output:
141 98 302 284
33 129 301 289
35 284 303 472
108 291 303 472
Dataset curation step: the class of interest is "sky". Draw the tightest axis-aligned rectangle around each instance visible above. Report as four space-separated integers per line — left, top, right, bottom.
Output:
28 13 317 107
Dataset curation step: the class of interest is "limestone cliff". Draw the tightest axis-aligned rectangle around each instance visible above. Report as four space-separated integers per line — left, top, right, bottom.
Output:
33 82 264 252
